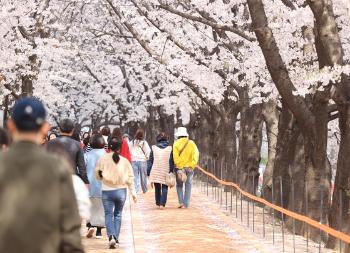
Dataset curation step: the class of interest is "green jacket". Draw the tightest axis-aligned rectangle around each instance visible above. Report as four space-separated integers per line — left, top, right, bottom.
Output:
0 141 84 253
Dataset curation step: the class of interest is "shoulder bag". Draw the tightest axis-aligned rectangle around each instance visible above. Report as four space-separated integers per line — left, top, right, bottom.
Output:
176 140 190 183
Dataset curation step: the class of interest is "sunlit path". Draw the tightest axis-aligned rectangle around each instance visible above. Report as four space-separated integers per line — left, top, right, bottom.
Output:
83 185 274 253
83 195 136 253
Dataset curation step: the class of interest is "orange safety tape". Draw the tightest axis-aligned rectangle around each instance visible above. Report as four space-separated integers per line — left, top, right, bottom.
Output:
196 166 350 244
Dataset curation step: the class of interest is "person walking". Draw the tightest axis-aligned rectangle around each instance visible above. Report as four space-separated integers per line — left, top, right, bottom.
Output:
85 133 106 239
147 132 175 209
0 97 83 253
95 137 137 249
101 126 111 151
111 127 131 162
173 127 199 209
130 128 150 193
0 127 10 149
48 118 89 185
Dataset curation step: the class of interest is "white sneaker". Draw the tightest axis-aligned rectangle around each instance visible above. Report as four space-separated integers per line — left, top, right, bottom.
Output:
109 236 116 249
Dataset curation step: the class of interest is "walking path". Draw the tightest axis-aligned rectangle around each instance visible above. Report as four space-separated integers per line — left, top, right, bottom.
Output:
83 185 275 253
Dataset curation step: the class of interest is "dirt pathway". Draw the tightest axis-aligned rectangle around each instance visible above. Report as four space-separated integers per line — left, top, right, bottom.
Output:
84 185 274 253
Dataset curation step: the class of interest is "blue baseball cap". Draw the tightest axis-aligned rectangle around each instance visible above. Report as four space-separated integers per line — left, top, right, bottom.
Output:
11 97 47 132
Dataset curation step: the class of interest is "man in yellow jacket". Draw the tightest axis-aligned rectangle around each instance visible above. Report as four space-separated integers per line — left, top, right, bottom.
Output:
173 127 199 208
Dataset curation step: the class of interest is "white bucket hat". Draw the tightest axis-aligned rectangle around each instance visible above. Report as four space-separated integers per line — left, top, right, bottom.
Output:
175 127 189 138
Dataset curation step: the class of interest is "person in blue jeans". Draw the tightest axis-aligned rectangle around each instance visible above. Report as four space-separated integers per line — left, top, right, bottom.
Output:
129 129 151 193
147 132 175 209
173 127 199 208
95 138 137 249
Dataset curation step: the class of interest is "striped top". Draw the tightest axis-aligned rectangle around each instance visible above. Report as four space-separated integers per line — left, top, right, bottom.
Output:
149 145 172 185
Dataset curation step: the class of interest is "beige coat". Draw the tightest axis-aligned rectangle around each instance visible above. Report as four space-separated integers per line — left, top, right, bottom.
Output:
95 153 136 196
150 146 172 185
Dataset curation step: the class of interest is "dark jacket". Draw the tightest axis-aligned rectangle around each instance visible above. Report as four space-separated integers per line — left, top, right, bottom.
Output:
147 140 175 176
48 136 89 184
0 141 84 253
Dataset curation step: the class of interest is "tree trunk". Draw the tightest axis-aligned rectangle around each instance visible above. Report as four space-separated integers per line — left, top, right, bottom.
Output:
306 1 350 248
272 104 298 209
247 1 330 239
303 93 331 240
238 103 263 194
327 106 350 249
21 76 33 97
261 100 279 201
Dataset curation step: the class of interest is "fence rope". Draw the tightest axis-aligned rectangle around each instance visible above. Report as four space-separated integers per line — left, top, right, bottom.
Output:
196 165 350 244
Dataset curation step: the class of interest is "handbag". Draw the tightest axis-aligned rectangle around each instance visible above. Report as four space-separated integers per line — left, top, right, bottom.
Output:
176 169 187 183
165 172 176 187
176 140 190 182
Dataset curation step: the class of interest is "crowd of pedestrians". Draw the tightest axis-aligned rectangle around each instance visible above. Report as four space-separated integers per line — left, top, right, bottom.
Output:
0 97 199 252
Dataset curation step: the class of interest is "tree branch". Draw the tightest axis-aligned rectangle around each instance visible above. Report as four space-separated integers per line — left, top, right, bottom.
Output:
105 0 223 116
3 83 20 100
157 1 256 42
280 0 297 10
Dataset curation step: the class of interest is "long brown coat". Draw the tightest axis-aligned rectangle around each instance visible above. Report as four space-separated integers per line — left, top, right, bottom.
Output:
0 141 84 253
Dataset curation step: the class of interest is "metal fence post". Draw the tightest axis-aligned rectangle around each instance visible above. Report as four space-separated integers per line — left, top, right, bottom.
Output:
236 164 238 218
262 185 266 238
225 163 228 211
247 171 250 228
340 189 343 253
292 178 296 253
306 181 309 252
253 171 255 232
319 186 324 253
280 176 285 252
272 177 275 245
214 159 217 201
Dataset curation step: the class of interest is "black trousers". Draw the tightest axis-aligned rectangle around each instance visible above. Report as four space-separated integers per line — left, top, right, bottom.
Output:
154 183 169 207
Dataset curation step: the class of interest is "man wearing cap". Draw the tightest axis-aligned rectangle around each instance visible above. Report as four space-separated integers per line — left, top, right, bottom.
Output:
173 127 199 208
48 118 89 185
0 97 84 253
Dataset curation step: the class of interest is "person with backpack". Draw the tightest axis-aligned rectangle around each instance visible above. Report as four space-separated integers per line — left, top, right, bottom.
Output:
130 128 150 193
0 97 83 253
95 137 137 249
173 127 199 209
147 132 175 209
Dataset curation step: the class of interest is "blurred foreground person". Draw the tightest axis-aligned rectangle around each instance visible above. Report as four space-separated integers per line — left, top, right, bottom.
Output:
0 127 10 149
0 97 84 253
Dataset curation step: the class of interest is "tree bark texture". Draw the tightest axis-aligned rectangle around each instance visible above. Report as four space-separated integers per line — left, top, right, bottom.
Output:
261 100 279 202
238 102 263 194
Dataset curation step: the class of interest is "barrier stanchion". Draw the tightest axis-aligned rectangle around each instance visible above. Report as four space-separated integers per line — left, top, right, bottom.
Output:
197 165 350 249
262 186 266 238
292 179 296 253
340 189 343 253
280 177 285 252
272 177 275 245
253 172 255 233
306 182 309 252
319 187 324 253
